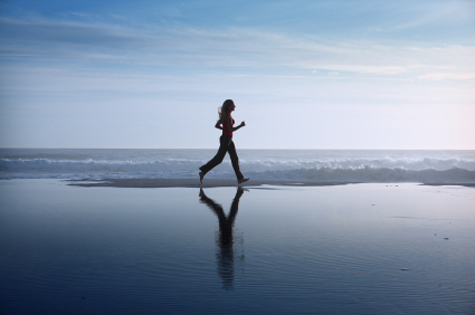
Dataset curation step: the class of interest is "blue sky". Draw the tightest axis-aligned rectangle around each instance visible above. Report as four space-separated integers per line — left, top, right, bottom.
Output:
1 0 474 149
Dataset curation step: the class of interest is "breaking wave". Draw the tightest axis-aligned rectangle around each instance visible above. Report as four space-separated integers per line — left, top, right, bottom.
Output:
1 149 474 184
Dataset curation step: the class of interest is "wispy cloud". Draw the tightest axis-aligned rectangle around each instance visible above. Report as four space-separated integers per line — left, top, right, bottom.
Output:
1 15 474 81
392 0 475 30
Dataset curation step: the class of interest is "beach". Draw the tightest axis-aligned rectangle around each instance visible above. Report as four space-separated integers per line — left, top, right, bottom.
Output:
3 0 475 313
68 178 475 188
68 178 348 188
1 179 474 314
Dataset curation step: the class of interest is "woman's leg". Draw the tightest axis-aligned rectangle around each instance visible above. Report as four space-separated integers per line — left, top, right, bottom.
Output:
227 140 244 180
200 136 230 174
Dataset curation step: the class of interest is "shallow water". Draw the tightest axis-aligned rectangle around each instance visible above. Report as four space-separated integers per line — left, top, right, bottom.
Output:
1 180 474 314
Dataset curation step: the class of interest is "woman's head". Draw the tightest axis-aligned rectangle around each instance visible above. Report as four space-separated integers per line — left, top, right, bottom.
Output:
221 99 235 114
219 99 235 119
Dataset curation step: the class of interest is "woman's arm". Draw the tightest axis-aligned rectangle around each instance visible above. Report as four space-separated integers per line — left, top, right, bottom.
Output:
218 117 246 132
232 121 246 132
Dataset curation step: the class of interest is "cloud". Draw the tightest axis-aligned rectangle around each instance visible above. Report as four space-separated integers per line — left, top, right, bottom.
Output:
0 16 146 49
393 0 475 30
1 15 474 81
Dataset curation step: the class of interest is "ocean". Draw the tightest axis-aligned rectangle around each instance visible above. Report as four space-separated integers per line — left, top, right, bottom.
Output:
1 149 474 184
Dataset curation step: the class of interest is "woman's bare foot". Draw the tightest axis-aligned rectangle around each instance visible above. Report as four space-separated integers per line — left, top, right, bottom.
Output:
199 171 205 185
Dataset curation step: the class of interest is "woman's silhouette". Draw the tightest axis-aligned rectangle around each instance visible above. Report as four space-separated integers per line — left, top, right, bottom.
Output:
199 99 249 184
199 188 245 290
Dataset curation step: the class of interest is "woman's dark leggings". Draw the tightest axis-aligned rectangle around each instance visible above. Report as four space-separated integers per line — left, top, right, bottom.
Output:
200 135 244 180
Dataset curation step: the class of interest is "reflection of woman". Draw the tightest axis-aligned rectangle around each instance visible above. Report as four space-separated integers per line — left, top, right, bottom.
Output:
199 188 245 291
199 99 249 184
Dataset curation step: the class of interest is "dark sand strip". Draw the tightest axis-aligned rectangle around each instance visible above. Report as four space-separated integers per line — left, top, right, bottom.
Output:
67 178 350 188
67 179 475 188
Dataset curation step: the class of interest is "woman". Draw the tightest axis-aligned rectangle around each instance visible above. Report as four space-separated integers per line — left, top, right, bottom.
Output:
199 99 249 184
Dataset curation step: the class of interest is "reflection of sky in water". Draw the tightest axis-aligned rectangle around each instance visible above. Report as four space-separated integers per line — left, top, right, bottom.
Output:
1 180 474 314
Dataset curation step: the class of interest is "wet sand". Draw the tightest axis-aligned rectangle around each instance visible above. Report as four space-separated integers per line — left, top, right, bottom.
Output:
67 178 475 188
1 179 474 315
68 178 349 188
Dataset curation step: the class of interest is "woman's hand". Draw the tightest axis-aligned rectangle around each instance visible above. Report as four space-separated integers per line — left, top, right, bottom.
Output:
240 121 246 127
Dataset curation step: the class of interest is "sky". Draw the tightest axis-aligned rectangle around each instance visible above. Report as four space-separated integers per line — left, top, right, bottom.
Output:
1 0 474 149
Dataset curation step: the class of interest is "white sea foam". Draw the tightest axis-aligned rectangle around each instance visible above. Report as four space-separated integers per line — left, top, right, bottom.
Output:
1 149 474 183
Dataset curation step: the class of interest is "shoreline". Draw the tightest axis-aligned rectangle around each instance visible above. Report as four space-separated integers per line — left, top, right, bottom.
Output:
67 178 349 188
66 178 475 188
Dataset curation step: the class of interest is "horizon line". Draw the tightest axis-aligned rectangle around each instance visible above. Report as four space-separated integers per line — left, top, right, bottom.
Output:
1 147 474 151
